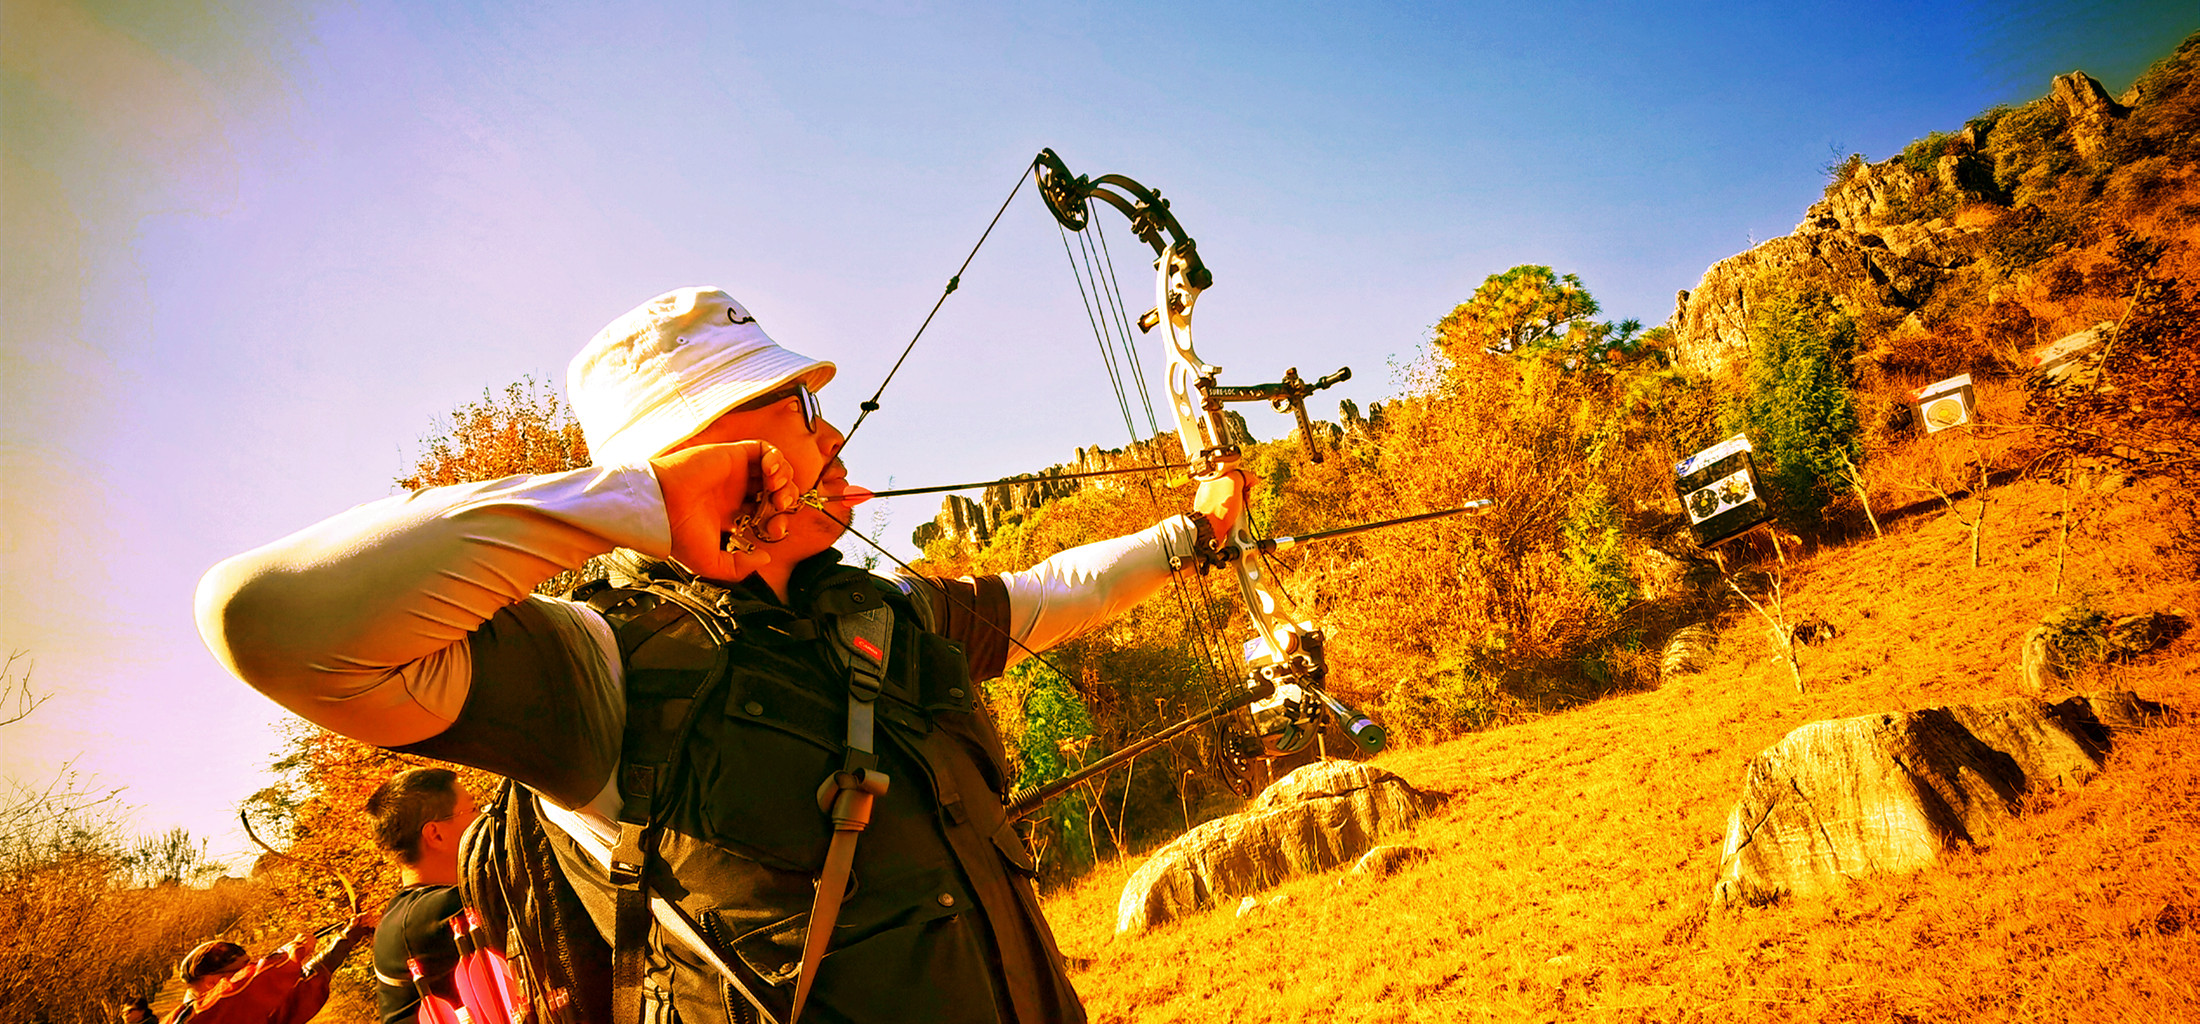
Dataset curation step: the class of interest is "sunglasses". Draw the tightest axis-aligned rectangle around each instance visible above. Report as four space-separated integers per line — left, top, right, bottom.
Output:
733 384 821 434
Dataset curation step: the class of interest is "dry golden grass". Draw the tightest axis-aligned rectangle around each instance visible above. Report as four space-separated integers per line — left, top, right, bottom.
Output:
1044 472 2200 1022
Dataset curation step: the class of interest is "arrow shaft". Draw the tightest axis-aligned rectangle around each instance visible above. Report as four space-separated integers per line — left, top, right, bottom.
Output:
1259 499 1493 553
867 461 1187 499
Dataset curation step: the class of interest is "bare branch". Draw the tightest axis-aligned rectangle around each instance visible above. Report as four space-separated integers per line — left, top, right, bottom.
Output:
0 651 50 728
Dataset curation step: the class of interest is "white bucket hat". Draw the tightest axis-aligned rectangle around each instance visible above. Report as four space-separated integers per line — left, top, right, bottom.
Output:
569 287 836 466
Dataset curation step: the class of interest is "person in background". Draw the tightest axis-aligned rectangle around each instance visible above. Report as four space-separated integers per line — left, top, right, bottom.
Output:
166 911 375 1024
120 996 155 1024
365 768 481 1024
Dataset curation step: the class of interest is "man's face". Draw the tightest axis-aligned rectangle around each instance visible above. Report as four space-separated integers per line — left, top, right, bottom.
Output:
671 384 854 561
446 787 481 833
420 786 481 863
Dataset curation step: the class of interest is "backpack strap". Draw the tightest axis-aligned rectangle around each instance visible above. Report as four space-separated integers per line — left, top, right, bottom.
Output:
787 599 896 1024
603 584 734 1024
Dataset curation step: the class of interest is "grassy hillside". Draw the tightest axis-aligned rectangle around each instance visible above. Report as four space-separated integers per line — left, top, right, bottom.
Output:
1044 468 2200 1021
922 31 2200 897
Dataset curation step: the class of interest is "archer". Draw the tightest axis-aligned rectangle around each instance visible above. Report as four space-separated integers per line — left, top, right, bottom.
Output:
196 284 1249 1024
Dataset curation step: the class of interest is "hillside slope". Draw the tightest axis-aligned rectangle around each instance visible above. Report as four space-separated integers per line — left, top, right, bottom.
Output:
1044 472 2200 1022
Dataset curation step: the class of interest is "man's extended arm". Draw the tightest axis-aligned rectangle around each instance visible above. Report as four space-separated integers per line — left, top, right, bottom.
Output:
998 516 1201 662
991 464 1243 662
194 467 668 747
199 463 1225 752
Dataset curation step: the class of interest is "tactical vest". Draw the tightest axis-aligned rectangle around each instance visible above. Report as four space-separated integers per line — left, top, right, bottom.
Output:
466 555 1084 1024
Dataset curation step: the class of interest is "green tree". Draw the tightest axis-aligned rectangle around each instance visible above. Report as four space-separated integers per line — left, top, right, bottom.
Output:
990 658 1103 877
1435 265 1603 358
1738 287 1863 530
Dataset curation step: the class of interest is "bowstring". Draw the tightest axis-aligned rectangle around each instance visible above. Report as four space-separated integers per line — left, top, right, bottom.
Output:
1056 219 1142 444
771 153 1210 819
803 153 1252 810
840 157 1033 451
1091 210 1163 440
1061 198 1244 787
756 153 1106 811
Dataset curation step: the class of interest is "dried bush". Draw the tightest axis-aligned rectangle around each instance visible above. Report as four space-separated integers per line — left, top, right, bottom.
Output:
2028 276 2200 488
2 655 271 1024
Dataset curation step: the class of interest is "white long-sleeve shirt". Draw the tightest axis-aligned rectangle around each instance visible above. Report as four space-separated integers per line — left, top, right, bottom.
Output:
196 463 1199 813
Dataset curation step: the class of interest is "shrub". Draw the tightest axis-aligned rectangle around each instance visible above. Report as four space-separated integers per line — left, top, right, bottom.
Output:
1823 152 1865 191
1988 206 2087 270
2 801 269 1024
1983 100 2078 206
1562 486 1634 617
1900 131 1959 176
2036 603 2112 677
1738 288 1864 532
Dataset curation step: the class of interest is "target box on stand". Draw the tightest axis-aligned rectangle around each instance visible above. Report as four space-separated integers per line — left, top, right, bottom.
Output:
1675 433 1773 548
1913 373 1976 434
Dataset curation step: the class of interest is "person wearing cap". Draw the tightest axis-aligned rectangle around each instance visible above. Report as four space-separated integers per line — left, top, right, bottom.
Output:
196 286 1247 1024
167 913 377 1024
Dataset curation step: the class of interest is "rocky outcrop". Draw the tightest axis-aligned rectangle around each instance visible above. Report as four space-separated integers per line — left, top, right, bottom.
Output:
1669 155 1995 374
2020 609 2190 695
909 437 1174 549
1114 760 1443 933
1711 692 2172 905
2050 71 2127 161
1667 70 2129 375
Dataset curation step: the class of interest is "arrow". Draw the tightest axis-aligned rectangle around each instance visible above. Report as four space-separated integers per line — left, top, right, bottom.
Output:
864 460 1189 500
1256 499 1494 554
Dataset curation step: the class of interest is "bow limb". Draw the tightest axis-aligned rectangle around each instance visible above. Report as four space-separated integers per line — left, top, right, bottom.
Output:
241 808 362 914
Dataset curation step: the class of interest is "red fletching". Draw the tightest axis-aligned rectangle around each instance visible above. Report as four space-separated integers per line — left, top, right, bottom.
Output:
407 957 462 1024
463 907 524 1023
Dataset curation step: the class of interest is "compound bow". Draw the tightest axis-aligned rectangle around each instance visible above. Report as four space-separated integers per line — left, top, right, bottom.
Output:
819 148 1489 804
1029 147 1371 781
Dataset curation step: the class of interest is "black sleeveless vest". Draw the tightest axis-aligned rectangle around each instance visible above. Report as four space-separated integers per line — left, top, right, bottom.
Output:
491 554 1085 1024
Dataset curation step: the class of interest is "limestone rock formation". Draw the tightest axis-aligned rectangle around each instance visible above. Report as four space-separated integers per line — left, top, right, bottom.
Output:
1666 70 2130 375
909 437 1175 550
1669 156 1994 374
1712 692 2170 905
2049 71 2128 161
1115 760 1443 933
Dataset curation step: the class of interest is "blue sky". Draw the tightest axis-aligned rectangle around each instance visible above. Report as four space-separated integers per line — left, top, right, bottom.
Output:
3 0 2195 868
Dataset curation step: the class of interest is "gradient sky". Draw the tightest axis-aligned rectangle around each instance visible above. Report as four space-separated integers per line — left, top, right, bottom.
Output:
4 0 2195 870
